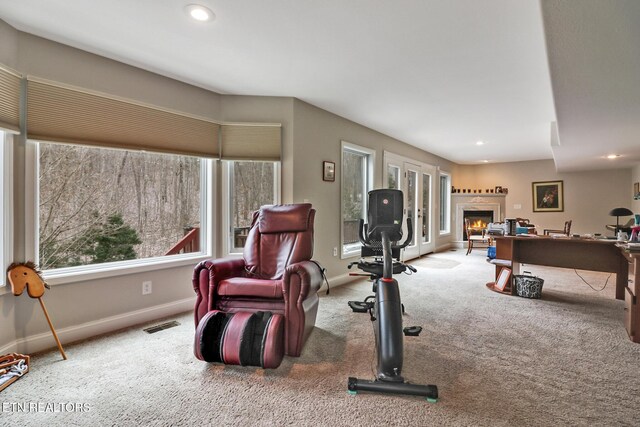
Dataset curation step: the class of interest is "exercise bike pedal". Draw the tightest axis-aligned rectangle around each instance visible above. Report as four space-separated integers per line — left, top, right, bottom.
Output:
403 326 422 336
348 300 374 313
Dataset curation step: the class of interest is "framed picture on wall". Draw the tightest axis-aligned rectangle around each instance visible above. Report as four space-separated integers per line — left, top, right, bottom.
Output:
323 161 335 182
532 180 564 212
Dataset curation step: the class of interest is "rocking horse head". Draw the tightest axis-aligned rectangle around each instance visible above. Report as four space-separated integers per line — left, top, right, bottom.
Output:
6 261 50 298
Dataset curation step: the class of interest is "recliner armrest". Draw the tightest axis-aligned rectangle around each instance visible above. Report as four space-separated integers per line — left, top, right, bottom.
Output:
193 257 246 325
282 260 323 356
283 260 323 300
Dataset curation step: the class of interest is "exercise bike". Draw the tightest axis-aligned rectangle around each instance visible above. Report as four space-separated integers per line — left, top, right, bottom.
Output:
347 189 438 401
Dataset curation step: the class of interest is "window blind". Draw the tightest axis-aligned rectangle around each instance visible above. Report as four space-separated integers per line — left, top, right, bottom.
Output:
0 64 21 134
26 78 220 158
220 124 281 161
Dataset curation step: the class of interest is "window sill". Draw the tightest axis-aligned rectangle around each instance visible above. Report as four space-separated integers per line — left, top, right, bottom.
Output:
42 253 213 286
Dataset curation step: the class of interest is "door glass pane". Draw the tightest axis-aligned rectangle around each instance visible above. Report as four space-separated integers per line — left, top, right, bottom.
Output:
387 165 400 189
422 173 431 243
439 175 450 232
407 170 416 245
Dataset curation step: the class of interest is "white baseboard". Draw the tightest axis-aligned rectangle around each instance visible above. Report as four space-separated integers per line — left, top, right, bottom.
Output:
0 297 195 355
330 272 361 287
316 272 361 294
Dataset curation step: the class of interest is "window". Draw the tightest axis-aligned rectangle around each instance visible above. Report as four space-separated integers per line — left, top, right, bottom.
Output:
0 131 8 284
439 172 451 234
224 161 280 254
37 142 210 271
341 142 374 257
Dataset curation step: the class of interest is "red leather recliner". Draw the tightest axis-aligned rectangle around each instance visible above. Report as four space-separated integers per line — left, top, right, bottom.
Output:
193 203 322 357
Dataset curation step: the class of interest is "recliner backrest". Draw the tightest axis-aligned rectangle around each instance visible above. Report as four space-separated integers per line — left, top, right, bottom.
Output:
243 204 315 280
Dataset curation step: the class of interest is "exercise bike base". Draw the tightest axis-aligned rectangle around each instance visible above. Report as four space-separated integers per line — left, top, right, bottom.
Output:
348 377 438 400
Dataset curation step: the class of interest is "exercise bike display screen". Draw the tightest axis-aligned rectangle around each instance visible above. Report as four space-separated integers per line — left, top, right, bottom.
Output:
367 189 403 242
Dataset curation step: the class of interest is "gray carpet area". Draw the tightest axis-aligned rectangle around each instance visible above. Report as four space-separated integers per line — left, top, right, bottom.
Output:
3 249 640 426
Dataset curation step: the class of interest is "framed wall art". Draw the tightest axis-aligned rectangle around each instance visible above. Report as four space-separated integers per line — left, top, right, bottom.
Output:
323 161 335 182
532 180 564 212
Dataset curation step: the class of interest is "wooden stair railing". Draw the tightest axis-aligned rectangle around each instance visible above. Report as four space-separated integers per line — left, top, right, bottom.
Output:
166 227 200 255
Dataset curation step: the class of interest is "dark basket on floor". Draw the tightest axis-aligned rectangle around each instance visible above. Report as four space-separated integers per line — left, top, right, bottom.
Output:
513 272 544 299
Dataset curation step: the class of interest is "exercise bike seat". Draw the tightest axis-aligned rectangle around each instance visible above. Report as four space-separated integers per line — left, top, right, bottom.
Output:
356 260 407 276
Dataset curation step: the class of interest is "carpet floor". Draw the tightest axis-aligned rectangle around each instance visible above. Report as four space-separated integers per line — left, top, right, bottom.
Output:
2 249 640 426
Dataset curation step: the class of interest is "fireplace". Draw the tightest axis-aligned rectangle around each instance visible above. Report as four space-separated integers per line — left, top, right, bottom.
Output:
462 210 494 241
453 195 503 244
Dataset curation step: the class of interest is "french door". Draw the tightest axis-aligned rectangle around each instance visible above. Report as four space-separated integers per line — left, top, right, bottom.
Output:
384 153 435 260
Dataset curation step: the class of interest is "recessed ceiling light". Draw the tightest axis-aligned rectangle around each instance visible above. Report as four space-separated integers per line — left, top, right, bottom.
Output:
606 154 620 159
476 141 484 146
185 4 215 22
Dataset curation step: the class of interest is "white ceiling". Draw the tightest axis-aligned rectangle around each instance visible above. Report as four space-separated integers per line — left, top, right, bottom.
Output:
0 0 637 171
542 0 640 171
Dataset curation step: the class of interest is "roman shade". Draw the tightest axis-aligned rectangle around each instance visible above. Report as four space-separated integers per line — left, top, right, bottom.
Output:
26 78 220 158
0 64 21 134
220 124 281 161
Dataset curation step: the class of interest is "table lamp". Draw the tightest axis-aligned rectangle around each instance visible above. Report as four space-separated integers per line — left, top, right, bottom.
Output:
609 207 634 234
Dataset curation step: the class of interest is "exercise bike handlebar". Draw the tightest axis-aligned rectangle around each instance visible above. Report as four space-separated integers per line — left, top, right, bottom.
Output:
398 218 413 249
358 219 368 245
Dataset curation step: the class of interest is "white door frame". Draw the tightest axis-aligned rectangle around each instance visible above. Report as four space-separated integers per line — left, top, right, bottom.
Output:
419 165 436 256
383 152 436 260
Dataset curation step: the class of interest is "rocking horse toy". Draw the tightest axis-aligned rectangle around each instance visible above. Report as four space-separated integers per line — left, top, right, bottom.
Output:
7 262 67 360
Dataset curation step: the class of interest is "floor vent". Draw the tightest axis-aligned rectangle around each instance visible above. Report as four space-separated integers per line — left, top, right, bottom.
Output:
143 320 180 334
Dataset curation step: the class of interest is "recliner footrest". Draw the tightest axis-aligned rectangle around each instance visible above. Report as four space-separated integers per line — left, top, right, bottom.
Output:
194 310 229 363
194 310 285 369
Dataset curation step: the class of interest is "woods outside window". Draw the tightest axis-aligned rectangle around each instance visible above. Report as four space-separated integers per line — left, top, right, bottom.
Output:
0 131 7 284
223 161 280 254
341 142 374 258
36 142 210 272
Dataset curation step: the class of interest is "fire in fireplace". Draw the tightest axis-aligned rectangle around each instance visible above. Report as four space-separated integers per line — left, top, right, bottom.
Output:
462 210 494 241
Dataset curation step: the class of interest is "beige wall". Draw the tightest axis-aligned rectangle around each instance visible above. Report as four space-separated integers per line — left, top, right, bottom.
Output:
16 33 223 120
292 99 455 279
453 160 631 235
0 19 18 68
